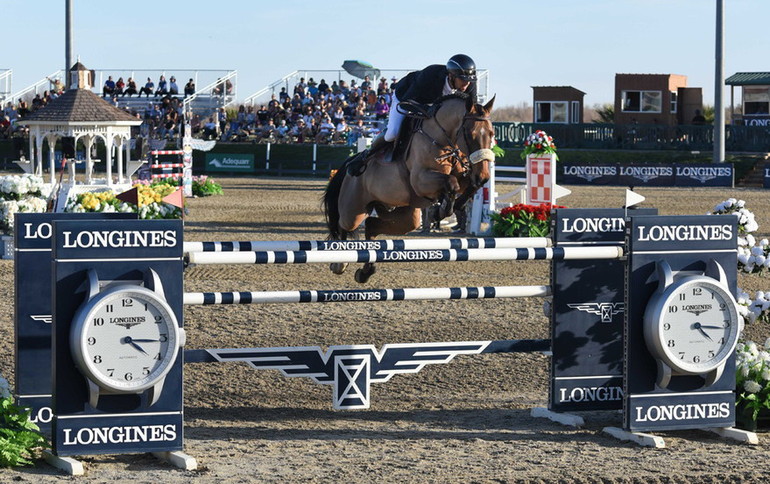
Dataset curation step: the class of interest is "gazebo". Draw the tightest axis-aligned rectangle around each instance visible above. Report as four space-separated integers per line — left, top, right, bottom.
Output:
18 61 143 189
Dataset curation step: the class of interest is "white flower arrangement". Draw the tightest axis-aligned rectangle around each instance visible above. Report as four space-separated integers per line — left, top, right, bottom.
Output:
0 174 50 235
710 199 769 274
737 289 770 324
735 339 770 425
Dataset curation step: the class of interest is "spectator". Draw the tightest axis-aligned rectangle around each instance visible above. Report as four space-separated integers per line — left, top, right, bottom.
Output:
202 117 217 139
103 76 116 97
316 116 335 143
347 119 367 147
692 109 707 125
317 79 329 94
360 75 371 91
139 77 155 97
279 87 289 103
169 76 179 95
331 81 340 94
156 75 168 96
333 118 348 144
124 77 138 97
218 107 227 135
275 119 289 141
184 78 195 97
375 96 390 120
47 76 64 94
377 77 388 95
115 77 125 96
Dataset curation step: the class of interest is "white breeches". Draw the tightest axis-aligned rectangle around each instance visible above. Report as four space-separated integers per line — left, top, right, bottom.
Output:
384 92 403 142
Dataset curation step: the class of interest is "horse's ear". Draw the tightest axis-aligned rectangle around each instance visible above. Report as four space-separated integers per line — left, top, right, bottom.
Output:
483 95 496 114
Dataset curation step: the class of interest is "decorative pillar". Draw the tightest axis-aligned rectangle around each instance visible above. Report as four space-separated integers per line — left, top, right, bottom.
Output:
115 136 124 184
105 134 114 186
84 135 94 184
35 131 45 181
46 134 58 185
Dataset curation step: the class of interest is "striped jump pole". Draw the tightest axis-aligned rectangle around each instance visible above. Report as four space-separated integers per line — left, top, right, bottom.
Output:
183 236 552 254
186 246 624 265
183 284 551 305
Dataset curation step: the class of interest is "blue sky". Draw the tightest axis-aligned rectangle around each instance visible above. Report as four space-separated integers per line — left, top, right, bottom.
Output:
2 0 767 108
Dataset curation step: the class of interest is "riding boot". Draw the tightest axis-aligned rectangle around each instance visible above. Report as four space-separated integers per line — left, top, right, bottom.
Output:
346 131 393 176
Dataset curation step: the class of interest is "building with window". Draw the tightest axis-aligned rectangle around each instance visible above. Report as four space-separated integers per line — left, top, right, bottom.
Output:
725 72 770 126
614 74 702 126
531 86 585 124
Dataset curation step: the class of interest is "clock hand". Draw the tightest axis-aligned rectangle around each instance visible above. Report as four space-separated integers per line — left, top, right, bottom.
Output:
699 324 729 329
122 336 149 355
691 322 713 341
130 338 161 343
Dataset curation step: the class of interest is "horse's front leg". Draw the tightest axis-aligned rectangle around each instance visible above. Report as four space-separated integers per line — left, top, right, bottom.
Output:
352 207 421 284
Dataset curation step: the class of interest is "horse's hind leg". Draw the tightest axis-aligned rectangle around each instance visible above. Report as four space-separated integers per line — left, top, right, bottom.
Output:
353 207 422 284
329 229 356 275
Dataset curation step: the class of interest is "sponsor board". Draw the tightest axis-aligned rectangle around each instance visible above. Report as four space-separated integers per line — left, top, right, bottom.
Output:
560 163 733 187
205 153 254 172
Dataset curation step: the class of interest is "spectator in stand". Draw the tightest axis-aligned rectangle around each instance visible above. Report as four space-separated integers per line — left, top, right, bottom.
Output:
331 81 340 94
360 75 372 91
0 116 11 139
302 118 317 141
103 76 116 97
377 77 388 95
124 77 138 97
279 87 290 103
317 79 330 94
169 76 179 95
331 105 345 125
31 94 43 110
333 118 348 144
156 75 168 96
275 119 289 141
47 76 64 94
316 116 335 143
114 77 125 96
289 119 305 142
139 77 155 97
202 117 217 139
16 99 29 118
375 96 390 120
184 78 195 97
347 118 367 147
293 77 307 98
218 107 227 135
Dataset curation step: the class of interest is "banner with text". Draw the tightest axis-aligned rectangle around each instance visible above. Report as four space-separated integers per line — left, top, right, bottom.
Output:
560 163 733 187
205 153 255 173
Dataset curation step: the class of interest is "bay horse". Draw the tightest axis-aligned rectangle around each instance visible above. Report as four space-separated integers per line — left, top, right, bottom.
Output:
322 94 495 283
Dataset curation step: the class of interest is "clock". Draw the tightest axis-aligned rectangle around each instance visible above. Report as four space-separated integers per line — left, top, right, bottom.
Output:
70 268 185 407
643 259 741 389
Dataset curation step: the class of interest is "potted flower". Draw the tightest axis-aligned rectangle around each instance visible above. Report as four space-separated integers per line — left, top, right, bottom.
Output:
0 174 52 259
735 339 770 431
490 203 564 238
521 130 558 161
64 182 183 219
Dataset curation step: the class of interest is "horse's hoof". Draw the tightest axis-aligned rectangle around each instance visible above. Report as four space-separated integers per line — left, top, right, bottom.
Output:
354 267 375 284
330 262 348 275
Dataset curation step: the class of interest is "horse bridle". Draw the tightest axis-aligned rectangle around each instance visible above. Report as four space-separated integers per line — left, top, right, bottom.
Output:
415 108 493 177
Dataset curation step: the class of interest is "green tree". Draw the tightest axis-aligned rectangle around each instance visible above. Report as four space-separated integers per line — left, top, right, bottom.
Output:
593 103 614 123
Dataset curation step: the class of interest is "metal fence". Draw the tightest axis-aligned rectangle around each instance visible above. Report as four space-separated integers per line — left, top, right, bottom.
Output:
493 122 770 152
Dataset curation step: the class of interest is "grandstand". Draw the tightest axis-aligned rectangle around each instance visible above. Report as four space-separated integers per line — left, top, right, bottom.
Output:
243 68 490 107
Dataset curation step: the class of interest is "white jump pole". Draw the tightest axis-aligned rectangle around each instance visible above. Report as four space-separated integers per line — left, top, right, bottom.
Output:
186 246 624 265
183 284 552 305
183 236 552 254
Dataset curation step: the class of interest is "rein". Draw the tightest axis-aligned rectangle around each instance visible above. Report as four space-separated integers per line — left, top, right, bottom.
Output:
414 108 490 177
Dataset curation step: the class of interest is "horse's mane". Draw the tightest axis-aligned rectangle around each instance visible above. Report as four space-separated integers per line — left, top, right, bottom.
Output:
433 92 470 104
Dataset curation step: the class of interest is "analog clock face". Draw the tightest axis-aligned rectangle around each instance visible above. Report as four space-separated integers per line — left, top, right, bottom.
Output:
72 286 180 392
652 278 739 374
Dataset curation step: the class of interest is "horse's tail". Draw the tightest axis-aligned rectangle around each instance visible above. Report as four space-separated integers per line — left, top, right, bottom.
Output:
322 161 348 240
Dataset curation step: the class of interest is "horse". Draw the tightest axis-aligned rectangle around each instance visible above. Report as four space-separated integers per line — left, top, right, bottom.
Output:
322 94 495 283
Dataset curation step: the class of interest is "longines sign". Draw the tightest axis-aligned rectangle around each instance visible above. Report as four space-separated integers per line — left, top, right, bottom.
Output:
560 163 733 187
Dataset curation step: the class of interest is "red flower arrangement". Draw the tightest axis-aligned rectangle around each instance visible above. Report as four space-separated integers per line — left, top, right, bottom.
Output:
491 203 565 237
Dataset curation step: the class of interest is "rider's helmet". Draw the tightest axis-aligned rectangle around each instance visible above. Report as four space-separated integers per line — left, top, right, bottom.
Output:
446 54 477 81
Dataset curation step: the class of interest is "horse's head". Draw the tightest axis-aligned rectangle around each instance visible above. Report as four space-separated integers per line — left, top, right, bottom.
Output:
458 95 495 190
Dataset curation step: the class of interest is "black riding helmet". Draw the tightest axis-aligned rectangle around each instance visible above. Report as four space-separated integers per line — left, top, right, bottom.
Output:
446 54 477 81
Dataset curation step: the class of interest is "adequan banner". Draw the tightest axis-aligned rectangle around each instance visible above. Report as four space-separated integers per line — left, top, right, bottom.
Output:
559 163 733 187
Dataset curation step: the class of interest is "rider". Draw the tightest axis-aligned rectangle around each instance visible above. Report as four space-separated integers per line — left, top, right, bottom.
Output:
347 54 478 175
